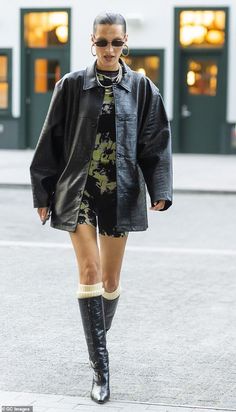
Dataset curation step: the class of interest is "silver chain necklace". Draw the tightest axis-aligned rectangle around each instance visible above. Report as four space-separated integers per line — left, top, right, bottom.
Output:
95 63 123 94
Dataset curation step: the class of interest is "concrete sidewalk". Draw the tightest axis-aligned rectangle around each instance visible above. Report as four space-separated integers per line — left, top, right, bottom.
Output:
1 150 236 412
1 390 235 412
0 149 235 192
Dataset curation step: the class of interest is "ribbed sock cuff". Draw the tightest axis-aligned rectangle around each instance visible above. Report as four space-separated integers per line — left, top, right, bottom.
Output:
103 284 121 300
76 282 104 298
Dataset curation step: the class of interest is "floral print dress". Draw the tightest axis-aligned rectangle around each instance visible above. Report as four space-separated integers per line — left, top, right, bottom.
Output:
77 68 128 237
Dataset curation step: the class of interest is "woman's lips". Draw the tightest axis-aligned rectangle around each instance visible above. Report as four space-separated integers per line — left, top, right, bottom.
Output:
104 56 115 61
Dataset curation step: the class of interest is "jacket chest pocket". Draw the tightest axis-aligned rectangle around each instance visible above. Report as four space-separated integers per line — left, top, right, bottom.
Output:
116 114 137 159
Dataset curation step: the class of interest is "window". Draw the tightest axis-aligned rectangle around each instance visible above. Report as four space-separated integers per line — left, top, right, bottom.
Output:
122 50 164 94
0 50 11 114
24 12 68 47
123 55 160 84
187 59 218 96
34 59 61 92
180 10 225 48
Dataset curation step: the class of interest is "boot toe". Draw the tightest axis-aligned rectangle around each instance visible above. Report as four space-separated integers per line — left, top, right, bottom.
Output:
91 371 110 403
91 391 110 403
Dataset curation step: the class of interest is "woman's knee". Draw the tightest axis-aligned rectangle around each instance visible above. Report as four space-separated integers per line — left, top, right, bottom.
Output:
80 260 101 284
103 276 120 292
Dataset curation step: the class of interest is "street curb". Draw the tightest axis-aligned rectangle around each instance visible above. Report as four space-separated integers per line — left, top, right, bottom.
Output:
0 183 32 189
173 188 236 195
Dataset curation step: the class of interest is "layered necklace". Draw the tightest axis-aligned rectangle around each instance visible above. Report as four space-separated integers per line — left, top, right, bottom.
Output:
95 63 123 95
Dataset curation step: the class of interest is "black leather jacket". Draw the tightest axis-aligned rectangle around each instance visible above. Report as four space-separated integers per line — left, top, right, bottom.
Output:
29 58 173 232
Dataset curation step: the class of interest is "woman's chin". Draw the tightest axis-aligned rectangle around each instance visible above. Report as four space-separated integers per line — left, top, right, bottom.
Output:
97 57 119 70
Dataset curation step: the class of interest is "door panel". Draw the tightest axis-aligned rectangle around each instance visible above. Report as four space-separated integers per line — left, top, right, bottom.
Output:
26 49 69 148
180 52 223 153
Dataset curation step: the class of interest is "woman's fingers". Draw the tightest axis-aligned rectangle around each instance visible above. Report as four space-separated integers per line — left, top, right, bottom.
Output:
37 207 49 222
149 200 165 211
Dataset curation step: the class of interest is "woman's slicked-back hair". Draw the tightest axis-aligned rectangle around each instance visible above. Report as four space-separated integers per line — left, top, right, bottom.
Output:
93 12 126 34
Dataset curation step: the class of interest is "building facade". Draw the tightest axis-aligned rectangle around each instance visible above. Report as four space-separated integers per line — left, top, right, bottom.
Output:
1 0 236 154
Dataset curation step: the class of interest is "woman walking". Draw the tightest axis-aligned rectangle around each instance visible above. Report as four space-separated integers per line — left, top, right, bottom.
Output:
30 12 173 404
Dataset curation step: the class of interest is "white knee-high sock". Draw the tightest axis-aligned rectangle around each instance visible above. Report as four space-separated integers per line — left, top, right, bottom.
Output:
102 284 121 300
76 282 104 298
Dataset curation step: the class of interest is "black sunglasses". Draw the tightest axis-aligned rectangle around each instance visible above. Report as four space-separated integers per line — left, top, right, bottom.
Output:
93 38 125 48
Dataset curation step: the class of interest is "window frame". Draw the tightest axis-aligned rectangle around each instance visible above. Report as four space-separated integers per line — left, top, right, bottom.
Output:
0 48 12 117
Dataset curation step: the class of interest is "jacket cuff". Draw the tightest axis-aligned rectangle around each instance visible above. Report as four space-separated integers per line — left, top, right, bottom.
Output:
32 194 50 208
150 192 173 211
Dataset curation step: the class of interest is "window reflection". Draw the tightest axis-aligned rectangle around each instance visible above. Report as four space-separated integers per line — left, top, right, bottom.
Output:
122 55 160 85
0 55 8 109
24 12 68 47
35 59 61 93
187 59 218 96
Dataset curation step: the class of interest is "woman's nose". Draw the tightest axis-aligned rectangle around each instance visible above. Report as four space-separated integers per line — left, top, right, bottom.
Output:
105 42 114 52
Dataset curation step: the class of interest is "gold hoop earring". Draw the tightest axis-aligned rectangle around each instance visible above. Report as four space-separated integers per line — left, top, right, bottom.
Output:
121 44 129 57
91 44 96 57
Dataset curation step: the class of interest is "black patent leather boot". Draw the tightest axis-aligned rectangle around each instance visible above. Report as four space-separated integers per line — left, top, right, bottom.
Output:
78 295 110 404
102 295 120 332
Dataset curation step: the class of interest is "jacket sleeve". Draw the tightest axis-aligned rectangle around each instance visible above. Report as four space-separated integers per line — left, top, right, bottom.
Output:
137 77 173 211
29 77 66 208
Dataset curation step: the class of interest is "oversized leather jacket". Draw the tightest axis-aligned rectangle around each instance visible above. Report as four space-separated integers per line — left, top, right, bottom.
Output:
29 58 173 232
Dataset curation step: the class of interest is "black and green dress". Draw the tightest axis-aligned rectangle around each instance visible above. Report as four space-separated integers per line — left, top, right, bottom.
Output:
77 68 128 237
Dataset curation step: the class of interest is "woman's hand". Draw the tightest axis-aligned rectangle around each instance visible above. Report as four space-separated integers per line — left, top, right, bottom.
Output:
37 207 49 223
149 200 165 211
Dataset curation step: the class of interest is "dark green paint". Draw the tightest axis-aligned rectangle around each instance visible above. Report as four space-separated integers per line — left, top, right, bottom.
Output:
0 48 12 117
20 8 71 149
173 7 228 154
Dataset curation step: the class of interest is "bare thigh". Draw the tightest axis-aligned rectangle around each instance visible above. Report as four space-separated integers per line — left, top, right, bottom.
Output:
69 224 129 289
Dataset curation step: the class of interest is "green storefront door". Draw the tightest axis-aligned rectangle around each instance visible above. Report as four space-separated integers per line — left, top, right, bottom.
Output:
26 49 69 148
180 52 224 153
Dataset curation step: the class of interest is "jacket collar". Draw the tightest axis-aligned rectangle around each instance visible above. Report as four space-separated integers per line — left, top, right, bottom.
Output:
83 57 132 92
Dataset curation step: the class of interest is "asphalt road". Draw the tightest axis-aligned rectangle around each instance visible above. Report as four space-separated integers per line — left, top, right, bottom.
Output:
0 188 236 408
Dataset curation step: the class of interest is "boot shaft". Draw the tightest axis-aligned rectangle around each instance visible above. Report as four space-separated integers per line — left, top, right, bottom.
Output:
78 295 109 371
